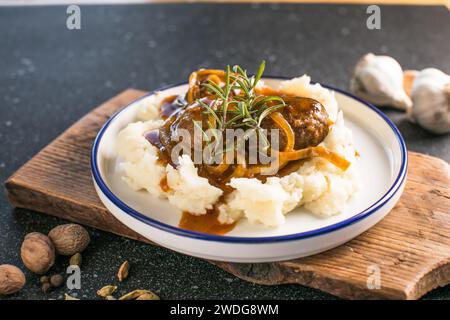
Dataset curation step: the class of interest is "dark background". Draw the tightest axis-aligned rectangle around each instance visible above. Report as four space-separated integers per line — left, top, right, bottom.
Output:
0 4 449 300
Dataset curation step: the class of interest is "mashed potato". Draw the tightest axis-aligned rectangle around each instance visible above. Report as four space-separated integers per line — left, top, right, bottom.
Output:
116 77 360 227
166 155 223 214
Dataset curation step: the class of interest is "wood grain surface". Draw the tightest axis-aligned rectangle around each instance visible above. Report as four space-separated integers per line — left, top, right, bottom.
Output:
5 89 450 299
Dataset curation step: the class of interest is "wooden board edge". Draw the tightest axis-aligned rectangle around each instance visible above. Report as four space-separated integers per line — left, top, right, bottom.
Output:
3 89 146 186
211 261 406 300
214 257 450 300
4 177 151 244
406 256 450 300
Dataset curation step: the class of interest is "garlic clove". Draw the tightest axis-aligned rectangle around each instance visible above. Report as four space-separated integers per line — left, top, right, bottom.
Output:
408 68 450 134
350 53 412 110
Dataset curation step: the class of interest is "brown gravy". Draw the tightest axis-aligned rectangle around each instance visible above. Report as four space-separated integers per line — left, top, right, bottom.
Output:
160 95 186 119
159 174 171 192
179 210 236 235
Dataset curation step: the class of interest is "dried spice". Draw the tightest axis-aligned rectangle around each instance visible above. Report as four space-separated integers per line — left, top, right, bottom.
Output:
97 285 118 298
48 224 90 256
119 289 159 300
50 274 64 288
0 265 26 295
117 261 130 282
64 293 79 300
136 292 160 300
69 253 82 267
20 232 55 274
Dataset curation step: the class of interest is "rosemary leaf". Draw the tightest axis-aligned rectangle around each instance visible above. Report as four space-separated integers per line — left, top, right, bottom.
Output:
192 120 210 142
253 60 266 88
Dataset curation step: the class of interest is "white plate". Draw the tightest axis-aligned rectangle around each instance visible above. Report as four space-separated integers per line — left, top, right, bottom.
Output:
91 78 407 262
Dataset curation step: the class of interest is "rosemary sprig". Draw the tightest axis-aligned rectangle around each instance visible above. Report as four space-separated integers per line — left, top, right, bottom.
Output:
193 61 285 151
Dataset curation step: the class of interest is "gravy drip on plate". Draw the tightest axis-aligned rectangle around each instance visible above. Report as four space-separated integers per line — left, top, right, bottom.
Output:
179 210 236 236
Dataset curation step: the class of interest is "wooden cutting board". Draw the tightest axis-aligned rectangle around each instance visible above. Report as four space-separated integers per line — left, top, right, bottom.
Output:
5 89 450 300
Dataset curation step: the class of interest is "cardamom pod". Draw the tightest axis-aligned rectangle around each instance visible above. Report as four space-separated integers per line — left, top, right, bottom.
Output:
117 260 130 282
97 285 118 298
69 253 82 267
119 289 159 300
64 293 79 300
136 292 160 300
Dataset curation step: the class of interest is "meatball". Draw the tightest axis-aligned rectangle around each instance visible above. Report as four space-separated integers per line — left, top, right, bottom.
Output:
149 95 329 166
261 96 329 151
154 100 211 165
282 96 329 149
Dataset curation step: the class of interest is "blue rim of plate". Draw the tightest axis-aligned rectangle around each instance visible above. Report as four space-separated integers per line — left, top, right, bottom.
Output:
91 77 408 243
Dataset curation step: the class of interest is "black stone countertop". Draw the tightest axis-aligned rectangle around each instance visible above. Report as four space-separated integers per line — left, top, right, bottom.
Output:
0 4 449 300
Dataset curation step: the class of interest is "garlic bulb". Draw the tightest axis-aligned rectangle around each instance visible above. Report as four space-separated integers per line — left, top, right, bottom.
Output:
350 53 412 110
407 68 450 134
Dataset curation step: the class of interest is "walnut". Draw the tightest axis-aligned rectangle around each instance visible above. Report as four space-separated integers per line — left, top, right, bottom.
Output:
20 232 55 274
48 224 90 256
0 264 26 295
